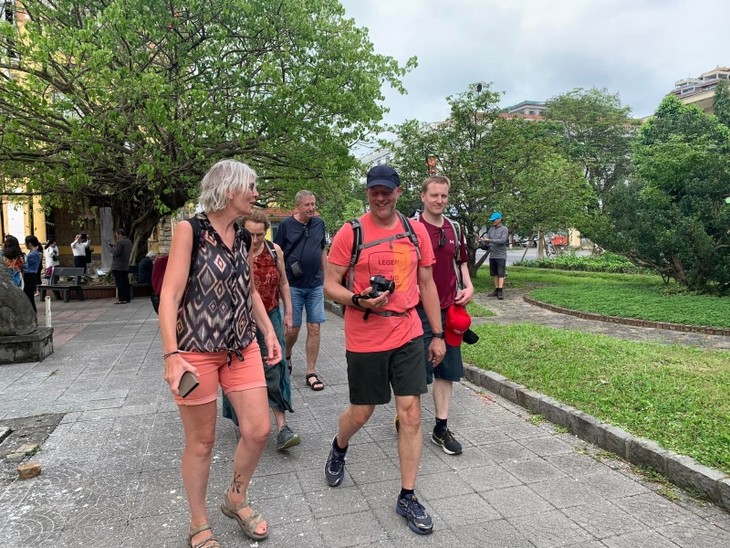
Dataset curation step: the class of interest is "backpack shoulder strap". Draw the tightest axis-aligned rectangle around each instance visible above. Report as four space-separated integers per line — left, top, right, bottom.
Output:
398 211 421 260
443 216 461 261
241 227 252 253
345 213 422 295
187 217 202 259
345 218 362 292
443 215 464 291
265 239 277 262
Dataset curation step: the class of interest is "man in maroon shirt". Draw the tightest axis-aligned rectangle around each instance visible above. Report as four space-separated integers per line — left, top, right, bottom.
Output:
414 175 474 455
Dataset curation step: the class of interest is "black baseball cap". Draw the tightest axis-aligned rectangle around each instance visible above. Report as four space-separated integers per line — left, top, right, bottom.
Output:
366 165 401 190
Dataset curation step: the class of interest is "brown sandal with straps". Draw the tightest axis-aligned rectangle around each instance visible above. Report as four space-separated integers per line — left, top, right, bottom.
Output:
188 524 221 548
220 491 269 540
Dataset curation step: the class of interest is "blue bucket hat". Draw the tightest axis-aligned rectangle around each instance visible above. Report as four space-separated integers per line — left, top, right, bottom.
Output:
489 212 502 222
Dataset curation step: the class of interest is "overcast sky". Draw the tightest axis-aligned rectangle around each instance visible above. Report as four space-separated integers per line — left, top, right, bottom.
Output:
339 0 730 129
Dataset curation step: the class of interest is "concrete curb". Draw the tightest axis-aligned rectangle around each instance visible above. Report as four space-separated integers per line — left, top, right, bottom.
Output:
524 295 730 337
463 364 730 512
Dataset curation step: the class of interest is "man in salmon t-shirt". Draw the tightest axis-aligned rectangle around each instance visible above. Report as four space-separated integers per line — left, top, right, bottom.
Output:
323 165 445 536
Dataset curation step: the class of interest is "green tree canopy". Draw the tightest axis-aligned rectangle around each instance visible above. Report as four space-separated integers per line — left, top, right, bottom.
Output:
545 87 638 212
0 0 413 258
389 83 591 272
596 96 730 293
713 80 730 127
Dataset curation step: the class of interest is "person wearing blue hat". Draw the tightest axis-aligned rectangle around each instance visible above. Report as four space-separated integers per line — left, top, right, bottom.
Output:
481 212 509 299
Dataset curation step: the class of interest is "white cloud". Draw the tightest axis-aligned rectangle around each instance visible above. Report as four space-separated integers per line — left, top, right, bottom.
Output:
340 0 730 124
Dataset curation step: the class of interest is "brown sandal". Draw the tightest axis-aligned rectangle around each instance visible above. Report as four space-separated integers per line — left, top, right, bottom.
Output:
220 491 269 540
188 524 221 548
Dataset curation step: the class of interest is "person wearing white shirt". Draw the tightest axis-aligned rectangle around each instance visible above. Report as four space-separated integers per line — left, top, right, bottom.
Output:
70 233 90 272
44 239 60 282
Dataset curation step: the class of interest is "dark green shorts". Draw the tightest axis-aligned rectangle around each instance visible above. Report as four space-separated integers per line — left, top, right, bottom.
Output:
346 338 427 405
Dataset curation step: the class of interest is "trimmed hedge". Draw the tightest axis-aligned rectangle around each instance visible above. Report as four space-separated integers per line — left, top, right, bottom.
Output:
515 252 650 275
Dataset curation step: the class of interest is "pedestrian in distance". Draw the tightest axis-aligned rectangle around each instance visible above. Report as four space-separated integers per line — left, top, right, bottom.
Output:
222 209 300 452
109 228 132 304
3 235 25 289
70 232 90 273
323 164 445 535
22 235 43 312
274 189 327 391
159 159 281 546
43 238 60 283
481 212 509 299
137 251 155 285
413 175 475 455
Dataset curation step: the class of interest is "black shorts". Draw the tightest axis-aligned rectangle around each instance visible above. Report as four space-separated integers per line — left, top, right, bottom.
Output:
489 258 506 278
346 338 427 405
417 305 464 384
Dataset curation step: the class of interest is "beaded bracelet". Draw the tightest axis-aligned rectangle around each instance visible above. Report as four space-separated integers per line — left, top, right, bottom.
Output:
162 350 180 360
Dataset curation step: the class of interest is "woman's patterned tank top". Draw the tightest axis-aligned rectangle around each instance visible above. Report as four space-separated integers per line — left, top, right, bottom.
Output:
176 215 256 352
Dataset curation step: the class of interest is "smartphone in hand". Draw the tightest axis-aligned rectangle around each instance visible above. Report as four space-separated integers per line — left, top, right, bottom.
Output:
179 371 199 398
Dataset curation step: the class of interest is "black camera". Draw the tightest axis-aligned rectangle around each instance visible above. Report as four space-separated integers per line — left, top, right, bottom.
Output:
367 275 395 298
478 232 490 251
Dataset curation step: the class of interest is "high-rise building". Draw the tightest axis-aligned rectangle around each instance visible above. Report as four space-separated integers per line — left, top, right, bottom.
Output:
668 66 729 114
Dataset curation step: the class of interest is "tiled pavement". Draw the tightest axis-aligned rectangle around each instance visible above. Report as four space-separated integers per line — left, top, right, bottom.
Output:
0 296 729 547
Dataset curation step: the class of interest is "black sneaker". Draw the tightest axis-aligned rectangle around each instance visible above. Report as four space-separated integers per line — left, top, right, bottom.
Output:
497 288 504 300
325 436 346 487
431 428 463 455
487 289 499 297
396 494 434 535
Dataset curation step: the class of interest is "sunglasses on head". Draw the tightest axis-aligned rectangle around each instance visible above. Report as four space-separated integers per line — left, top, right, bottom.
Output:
438 227 447 247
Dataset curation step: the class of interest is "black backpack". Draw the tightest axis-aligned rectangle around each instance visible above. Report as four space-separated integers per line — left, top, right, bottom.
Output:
151 217 254 314
341 211 421 312
150 217 202 314
413 210 464 291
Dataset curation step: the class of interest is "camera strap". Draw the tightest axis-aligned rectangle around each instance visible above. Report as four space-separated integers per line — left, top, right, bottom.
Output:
283 222 308 262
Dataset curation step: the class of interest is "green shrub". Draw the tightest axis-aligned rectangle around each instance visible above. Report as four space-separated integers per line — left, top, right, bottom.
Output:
515 251 650 274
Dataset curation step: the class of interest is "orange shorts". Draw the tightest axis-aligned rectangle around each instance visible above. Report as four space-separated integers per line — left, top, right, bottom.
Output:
173 342 266 406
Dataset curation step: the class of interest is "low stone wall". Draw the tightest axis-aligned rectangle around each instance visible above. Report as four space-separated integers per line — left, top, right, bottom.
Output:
0 327 54 364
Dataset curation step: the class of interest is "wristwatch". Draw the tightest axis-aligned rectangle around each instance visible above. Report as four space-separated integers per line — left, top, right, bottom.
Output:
432 332 445 339
351 294 362 306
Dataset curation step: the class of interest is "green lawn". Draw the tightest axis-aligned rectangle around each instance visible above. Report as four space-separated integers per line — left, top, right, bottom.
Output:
463 323 730 474
472 266 730 329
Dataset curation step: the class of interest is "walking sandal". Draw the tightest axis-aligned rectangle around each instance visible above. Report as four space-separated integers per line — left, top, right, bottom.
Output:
188 524 221 548
220 491 269 540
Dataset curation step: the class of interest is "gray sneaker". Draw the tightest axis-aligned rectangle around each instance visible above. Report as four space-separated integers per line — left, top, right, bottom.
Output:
276 424 301 451
325 436 347 487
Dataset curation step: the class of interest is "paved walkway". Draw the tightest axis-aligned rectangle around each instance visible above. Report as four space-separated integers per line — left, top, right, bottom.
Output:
0 296 728 547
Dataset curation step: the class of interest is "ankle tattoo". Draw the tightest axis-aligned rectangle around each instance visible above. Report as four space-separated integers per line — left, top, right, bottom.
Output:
231 472 243 494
